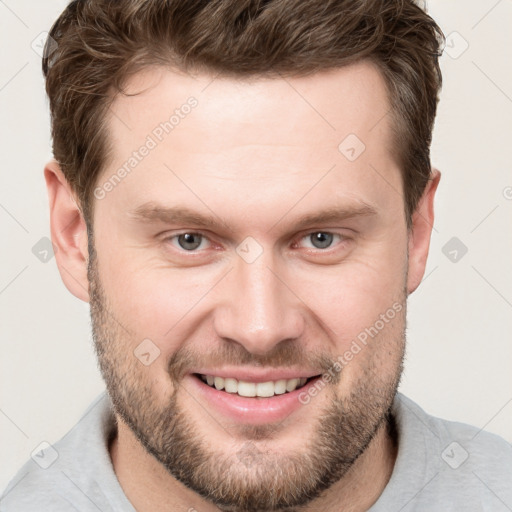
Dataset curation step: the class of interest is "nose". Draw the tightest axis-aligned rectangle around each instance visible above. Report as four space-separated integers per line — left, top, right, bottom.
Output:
213 250 305 355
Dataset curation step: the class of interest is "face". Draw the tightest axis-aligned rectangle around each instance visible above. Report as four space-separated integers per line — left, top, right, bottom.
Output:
88 62 410 511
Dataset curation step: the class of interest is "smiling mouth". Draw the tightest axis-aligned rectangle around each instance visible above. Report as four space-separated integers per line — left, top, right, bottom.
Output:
193 373 319 398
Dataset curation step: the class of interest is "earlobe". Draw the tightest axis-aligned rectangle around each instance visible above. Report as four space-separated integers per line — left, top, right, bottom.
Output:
44 160 90 303
406 168 441 295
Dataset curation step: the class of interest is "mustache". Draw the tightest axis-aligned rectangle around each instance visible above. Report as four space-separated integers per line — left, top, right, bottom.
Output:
167 339 339 384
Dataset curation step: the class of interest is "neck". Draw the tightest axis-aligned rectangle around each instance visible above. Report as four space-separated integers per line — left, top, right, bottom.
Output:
110 415 397 512
308 415 398 512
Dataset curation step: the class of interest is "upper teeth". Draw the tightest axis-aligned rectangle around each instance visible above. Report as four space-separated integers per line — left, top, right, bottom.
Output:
201 375 308 397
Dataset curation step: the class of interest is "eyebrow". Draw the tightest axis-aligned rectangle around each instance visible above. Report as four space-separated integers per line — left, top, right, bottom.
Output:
127 201 378 232
128 203 224 229
270 203 377 232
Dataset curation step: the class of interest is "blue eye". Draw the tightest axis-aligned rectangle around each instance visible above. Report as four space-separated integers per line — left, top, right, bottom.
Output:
165 230 345 255
174 233 207 251
301 232 341 250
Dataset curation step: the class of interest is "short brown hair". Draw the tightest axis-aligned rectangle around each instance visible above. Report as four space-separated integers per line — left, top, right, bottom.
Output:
43 0 444 228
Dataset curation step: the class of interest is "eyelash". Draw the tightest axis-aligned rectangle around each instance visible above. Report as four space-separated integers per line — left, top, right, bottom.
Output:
162 230 349 254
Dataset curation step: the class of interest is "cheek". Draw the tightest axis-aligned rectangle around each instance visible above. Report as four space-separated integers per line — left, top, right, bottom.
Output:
297 243 407 351
99 251 217 349
307 262 406 385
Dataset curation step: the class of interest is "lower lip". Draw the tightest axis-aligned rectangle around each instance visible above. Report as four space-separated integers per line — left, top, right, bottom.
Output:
186 374 321 425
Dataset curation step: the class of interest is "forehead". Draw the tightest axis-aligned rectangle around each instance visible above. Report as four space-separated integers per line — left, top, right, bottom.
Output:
107 61 392 151
97 61 401 228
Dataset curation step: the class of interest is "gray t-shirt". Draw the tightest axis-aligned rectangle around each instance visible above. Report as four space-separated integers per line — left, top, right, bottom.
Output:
1 392 511 511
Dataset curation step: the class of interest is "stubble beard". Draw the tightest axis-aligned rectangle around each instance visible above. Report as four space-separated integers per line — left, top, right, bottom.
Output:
87 243 405 512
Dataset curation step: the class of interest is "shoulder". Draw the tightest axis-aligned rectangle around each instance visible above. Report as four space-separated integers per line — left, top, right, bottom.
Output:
0 466 72 512
395 393 512 469
0 393 129 512
372 393 512 511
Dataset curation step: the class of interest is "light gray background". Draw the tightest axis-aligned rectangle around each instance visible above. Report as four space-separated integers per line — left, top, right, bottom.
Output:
1 0 511 492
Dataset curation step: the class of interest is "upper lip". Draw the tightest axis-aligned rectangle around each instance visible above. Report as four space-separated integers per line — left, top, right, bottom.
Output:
190 368 322 383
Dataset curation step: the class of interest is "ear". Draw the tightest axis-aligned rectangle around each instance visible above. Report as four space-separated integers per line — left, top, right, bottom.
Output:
407 168 441 294
44 160 90 302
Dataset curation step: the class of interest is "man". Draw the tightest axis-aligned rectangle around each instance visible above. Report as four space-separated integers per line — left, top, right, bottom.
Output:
1 0 511 510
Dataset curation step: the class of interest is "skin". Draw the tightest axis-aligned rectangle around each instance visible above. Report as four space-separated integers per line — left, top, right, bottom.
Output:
45 61 440 511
